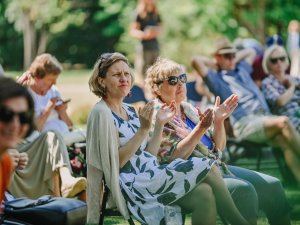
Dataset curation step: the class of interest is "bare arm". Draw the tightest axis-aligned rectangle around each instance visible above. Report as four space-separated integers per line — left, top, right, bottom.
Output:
55 103 73 128
212 95 238 151
129 20 162 41
146 103 176 156
129 21 145 40
118 102 154 168
191 56 216 78
235 48 256 65
171 109 214 160
35 98 59 131
275 78 295 107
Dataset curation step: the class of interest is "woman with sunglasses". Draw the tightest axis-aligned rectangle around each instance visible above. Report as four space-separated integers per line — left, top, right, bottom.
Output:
146 57 291 225
87 52 251 225
262 44 300 134
0 77 34 204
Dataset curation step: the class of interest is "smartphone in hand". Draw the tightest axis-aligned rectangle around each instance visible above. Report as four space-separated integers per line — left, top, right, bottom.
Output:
62 98 71 104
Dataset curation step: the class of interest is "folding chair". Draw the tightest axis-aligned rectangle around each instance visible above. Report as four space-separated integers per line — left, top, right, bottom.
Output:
99 177 135 225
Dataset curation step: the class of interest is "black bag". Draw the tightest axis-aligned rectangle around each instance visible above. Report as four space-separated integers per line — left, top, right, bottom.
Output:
4 195 87 225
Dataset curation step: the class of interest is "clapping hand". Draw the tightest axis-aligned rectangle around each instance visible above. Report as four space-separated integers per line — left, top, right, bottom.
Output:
197 108 214 130
156 101 176 126
214 95 238 123
139 101 155 131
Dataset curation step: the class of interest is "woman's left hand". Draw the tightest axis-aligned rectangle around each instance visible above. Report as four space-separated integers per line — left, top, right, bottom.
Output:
55 101 68 113
214 95 238 123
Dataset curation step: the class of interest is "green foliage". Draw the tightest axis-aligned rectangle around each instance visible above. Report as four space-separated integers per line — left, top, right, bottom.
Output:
1 0 300 70
0 1 23 69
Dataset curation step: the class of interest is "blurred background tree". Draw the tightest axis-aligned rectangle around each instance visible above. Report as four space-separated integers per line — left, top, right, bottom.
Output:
0 0 299 70
5 0 85 68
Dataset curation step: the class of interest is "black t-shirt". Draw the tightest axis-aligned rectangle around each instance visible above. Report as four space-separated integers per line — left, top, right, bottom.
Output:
136 12 161 50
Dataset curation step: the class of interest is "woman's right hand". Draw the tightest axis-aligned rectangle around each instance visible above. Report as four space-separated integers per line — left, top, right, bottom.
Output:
46 97 59 111
138 101 155 132
16 71 31 86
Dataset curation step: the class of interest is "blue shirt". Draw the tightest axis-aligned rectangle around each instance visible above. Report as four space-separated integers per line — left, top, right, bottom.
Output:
186 117 213 150
203 60 270 124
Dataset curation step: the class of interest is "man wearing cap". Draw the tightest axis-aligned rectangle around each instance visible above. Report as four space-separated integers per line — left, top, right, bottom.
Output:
192 37 293 224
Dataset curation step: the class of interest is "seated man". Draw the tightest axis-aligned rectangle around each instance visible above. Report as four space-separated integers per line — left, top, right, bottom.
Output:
192 37 300 185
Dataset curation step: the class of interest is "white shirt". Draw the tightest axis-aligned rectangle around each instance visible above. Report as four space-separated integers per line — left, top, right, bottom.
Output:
29 86 69 134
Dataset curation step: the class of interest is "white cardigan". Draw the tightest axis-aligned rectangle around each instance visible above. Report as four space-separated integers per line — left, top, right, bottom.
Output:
86 100 130 224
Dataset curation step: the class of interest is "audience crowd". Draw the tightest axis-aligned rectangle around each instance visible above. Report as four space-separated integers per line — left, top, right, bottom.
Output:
0 3 299 224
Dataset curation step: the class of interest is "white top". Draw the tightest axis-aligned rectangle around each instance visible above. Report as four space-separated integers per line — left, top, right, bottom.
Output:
29 86 69 134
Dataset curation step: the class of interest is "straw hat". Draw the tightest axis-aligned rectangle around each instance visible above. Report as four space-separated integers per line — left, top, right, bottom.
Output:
213 37 237 55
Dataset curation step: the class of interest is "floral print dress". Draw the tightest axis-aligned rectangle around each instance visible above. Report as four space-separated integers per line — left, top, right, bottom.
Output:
112 104 215 225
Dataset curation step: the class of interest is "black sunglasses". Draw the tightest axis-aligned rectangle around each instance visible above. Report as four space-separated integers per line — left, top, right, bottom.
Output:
0 105 32 125
97 53 113 70
223 53 236 60
158 73 187 86
269 56 286 64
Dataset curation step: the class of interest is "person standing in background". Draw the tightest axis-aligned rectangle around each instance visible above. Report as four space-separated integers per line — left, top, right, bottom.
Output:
287 20 300 76
130 0 162 81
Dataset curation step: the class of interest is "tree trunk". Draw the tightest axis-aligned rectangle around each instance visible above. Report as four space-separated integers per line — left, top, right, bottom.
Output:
22 14 36 69
37 29 49 55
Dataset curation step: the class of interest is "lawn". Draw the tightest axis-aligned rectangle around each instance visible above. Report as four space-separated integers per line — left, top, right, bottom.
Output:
6 70 300 224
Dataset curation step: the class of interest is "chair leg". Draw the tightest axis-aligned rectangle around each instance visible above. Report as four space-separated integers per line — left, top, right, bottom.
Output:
256 147 263 171
99 181 109 225
128 217 135 225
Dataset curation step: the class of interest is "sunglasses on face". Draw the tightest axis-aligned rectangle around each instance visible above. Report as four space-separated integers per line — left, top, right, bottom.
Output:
269 56 286 64
0 105 32 125
97 53 113 71
222 53 236 60
159 73 187 86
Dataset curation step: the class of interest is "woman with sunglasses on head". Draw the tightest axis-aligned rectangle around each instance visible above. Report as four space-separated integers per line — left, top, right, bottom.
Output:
262 45 300 134
87 52 251 225
146 57 292 225
0 77 34 204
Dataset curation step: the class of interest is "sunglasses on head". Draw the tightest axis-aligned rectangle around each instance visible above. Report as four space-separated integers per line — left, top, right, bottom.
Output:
97 53 113 70
0 105 32 125
222 53 236 60
269 56 286 64
158 73 187 86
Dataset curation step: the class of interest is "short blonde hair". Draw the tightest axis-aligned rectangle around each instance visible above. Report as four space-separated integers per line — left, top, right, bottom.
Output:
263 45 289 74
89 52 134 98
146 57 182 97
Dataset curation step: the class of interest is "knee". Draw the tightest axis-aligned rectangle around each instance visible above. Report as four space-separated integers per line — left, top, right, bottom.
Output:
275 116 290 131
230 181 257 201
192 183 215 207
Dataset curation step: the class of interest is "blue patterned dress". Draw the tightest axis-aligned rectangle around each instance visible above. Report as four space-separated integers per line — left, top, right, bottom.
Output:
261 75 300 132
112 103 215 225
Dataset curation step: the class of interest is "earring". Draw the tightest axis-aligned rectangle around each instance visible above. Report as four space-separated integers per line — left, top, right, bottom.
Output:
127 91 132 98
